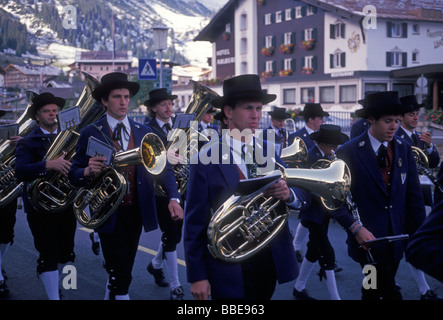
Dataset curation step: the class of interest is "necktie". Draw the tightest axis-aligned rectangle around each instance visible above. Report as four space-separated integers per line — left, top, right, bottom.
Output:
113 122 127 150
378 143 393 190
163 123 171 135
278 129 286 147
242 144 258 179
377 144 389 168
412 133 419 147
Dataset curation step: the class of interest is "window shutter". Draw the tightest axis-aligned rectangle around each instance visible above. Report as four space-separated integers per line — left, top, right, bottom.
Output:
402 52 407 67
272 61 276 72
291 58 296 71
330 54 334 68
402 23 408 38
312 6 317 14
301 29 305 41
291 32 295 44
272 36 276 47
313 28 318 40
281 60 285 70
313 56 318 70
301 5 307 16
386 52 392 66
387 22 392 37
302 57 305 68
341 24 345 38
291 8 295 19
341 52 346 67
271 13 275 24
330 24 335 39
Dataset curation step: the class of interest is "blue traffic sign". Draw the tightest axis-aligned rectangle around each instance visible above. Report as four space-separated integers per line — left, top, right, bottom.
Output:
138 58 157 80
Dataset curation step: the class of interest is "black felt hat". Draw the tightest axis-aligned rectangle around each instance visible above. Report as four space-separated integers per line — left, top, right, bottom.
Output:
268 106 291 119
29 92 65 120
357 91 380 107
211 74 276 108
143 88 178 108
355 91 403 119
400 95 424 113
310 124 349 145
299 103 330 118
92 72 140 101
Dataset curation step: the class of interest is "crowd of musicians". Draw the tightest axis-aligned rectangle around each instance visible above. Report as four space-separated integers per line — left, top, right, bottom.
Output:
0 72 442 300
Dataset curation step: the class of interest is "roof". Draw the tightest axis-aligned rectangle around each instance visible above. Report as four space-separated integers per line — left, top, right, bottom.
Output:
390 63 443 78
194 0 237 41
75 50 133 63
4 64 62 76
304 0 443 22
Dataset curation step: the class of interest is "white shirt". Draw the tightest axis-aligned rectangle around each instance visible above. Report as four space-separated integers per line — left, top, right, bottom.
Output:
40 127 59 135
400 125 434 153
368 130 388 155
155 118 173 135
107 114 131 151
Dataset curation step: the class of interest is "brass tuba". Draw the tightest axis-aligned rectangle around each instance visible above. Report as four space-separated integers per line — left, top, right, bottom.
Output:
73 132 167 229
412 146 443 193
0 91 39 207
207 159 351 263
155 80 219 198
26 72 104 212
280 136 308 168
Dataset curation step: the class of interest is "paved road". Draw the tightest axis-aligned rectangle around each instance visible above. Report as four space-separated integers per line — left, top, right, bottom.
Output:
2 204 442 302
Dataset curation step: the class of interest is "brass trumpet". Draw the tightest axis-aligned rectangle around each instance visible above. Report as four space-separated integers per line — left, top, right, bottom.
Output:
73 133 166 229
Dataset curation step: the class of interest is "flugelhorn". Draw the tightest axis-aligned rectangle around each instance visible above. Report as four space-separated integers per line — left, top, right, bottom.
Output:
0 91 38 207
207 159 351 263
73 133 166 229
280 136 308 168
412 146 443 193
26 72 104 213
155 80 218 198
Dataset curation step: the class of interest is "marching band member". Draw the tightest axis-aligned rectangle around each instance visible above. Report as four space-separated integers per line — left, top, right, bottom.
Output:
0 111 22 298
15 93 76 300
350 91 379 139
334 91 426 300
396 94 440 207
144 88 185 300
198 106 218 137
184 74 311 300
68 72 182 300
292 124 348 300
261 106 291 155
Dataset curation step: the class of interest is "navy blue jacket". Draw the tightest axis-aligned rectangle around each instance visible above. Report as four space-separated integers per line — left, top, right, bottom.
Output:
15 127 58 214
288 127 314 150
68 116 179 233
183 137 311 299
334 131 426 264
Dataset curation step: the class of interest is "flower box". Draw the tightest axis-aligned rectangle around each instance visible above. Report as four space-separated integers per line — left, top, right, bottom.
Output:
300 39 316 50
222 32 230 41
279 69 293 77
279 43 294 54
261 70 274 78
261 46 275 56
301 67 314 75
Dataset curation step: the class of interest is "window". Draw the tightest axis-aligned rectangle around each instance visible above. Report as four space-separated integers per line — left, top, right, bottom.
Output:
283 32 293 45
412 24 420 35
295 6 302 18
393 83 414 97
276 11 282 23
365 83 387 93
283 58 294 70
330 51 346 68
386 49 407 67
225 23 231 33
304 56 314 68
304 28 314 41
412 49 419 63
307 5 316 16
285 8 293 21
339 85 357 103
283 88 296 104
240 13 247 30
265 60 274 72
301 87 315 103
240 38 247 54
265 35 274 48
241 62 248 74
320 86 335 103
265 13 272 25
387 22 407 38
330 22 345 39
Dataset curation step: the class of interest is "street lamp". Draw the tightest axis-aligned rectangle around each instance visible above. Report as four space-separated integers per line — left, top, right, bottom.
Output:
152 25 169 88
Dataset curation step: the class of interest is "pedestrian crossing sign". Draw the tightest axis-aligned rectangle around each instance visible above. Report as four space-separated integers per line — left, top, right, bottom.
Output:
138 58 157 80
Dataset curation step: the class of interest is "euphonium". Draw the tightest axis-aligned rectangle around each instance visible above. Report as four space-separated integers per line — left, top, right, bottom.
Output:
155 80 219 198
280 136 308 168
0 91 38 207
73 132 167 229
412 146 443 193
26 72 104 212
207 159 351 263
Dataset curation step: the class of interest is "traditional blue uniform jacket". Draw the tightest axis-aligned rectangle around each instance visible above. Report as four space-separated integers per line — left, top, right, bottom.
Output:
146 117 170 145
288 127 314 150
350 118 369 139
183 137 311 299
261 126 286 156
334 131 426 264
406 200 443 282
15 127 58 214
68 116 179 233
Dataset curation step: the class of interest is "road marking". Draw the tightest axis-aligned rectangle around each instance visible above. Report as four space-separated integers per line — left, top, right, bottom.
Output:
78 227 186 267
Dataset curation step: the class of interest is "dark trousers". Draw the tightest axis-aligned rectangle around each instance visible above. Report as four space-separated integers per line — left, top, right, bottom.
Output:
241 247 277 300
0 199 17 245
26 207 76 274
359 244 402 300
155 196 183 253
302 218 335 272
99 204 142 296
